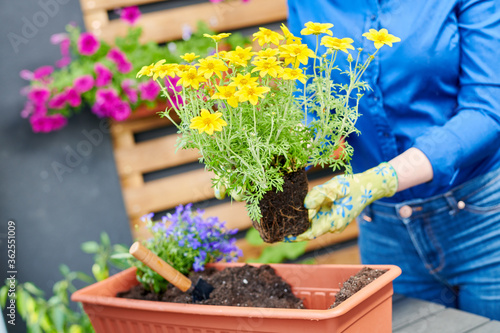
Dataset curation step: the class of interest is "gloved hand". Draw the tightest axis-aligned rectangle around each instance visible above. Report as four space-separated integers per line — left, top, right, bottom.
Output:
285 162 398 242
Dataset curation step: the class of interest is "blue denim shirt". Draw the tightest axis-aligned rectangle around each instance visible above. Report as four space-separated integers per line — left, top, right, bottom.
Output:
288 0 500 202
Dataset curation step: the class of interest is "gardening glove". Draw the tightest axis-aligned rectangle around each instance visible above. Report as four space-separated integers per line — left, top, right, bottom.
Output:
285 162 398 242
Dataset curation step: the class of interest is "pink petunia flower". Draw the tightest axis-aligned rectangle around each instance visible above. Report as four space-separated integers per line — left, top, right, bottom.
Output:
107 48 133 73
48 92 67 109
30 114 68 133
138 80 160 101
119 6 141 25
56 56 71 68
78 32 100 56
73 75 94 93
20 70 34 81
28 87 51 105
33 66 54 81
65 88 81 107
92 88 120 118
94 63 113 87
165 77 183 108
121 79 138 104
110 100 131 121
50 33 69 45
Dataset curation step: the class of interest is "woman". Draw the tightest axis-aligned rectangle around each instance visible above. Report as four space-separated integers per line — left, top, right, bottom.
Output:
288 0 500 319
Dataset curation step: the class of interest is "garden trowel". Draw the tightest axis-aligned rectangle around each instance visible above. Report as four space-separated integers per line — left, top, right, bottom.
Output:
129 242 214 302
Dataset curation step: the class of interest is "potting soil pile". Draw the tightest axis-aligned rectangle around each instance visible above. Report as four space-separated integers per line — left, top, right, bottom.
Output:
118 264 304 309
330 267 387 308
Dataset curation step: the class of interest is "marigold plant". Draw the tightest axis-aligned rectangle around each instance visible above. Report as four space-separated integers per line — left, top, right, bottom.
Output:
138 23 400 222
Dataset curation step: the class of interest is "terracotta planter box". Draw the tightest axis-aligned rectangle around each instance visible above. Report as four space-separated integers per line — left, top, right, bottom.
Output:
72 263 401 332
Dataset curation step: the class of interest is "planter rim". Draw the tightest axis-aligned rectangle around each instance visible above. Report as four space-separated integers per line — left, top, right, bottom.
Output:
72 263 401 321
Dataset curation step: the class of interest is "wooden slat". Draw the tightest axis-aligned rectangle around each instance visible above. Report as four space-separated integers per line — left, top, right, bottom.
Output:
80 0 164 12
111 115 173 134
114 135 200 176
95 0 287 44
82 11 109 39
123 168 214 217
203 201 251 231
313 244 360 265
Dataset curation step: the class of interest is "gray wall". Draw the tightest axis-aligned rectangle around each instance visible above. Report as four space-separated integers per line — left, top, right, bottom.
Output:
0 0 133 331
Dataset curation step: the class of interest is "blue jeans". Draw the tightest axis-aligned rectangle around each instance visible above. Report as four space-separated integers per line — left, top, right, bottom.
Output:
358 168 500 320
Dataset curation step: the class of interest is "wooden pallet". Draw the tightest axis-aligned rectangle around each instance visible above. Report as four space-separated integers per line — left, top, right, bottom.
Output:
80 0 359 260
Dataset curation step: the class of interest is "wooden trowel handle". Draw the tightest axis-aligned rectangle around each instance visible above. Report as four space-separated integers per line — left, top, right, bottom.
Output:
129 242 192 292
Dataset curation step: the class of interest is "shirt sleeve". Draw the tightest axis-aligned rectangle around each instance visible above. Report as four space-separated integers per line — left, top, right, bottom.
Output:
412 0 500 187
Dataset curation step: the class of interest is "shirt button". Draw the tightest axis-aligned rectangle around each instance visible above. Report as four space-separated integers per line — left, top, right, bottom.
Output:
399 205 413 218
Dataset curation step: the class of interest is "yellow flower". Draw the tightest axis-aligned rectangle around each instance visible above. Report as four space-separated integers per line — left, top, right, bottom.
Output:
153 61 177 79
300 22 334 36
229 73 259 89
362 29 401 49
137 63 154 78
279 44 315 67
225 46 254 67
177 67 207 89
189 109 227 135
180 53 200 62
281 68 307 84
235 85 271 105
252 27 285 46
175 64 190 76
321 36 355 54
257 48 280 58
197 57 228 79
251 57 283 78
203 33 232 42
280 23 302 44
211 85 239 108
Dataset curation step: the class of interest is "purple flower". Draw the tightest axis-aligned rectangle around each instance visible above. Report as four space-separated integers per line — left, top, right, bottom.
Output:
30 114 68 133
20 70 34 81
138 80 160 101
141 213 154 223
48 92 67 109
73 75 94 93
28 87 51 105
119 6 141 25
78 32 100 56
121 79 138 103
94 63 113 87
193 250 207 272
65 88 81 107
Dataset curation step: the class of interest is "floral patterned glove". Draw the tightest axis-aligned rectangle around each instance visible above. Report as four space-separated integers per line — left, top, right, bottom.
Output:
286 162 398 242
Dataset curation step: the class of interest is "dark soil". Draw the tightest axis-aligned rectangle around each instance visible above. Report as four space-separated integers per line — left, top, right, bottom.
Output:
255 169 310 243
330 267 387 308
117 264 304 309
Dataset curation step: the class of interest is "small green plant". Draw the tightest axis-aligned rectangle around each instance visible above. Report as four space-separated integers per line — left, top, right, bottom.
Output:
0 232 129 333
137 23 398 225
133 204 242 294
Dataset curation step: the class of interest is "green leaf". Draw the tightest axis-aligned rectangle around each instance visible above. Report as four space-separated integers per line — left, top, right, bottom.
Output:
75 272 95 284
80 241 99 254
110 253 133 260
23 282 45 297
50 305 65 332
59 264 71 277
100 232 111 247
245 227 264 246
248 242 308 264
